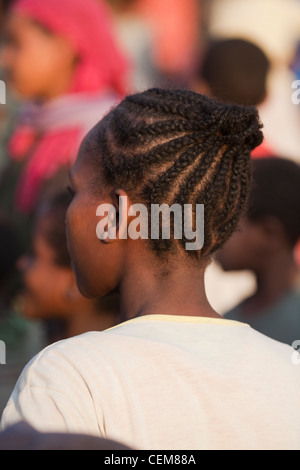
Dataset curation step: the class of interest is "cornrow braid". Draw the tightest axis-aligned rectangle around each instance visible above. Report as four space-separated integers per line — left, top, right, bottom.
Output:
89 88 263 260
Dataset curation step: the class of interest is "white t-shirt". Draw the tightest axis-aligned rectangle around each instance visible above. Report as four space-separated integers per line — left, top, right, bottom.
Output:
1 314 300 450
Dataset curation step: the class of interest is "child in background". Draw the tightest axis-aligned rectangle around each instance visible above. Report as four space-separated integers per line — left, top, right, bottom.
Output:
18 191 120 340
197 38 270 107
0 214 19 310
0 0 15 171
0 0 128 249
194 38 272 158
218 157 300 346
0 214 45 419
2 89 300 450
0 191 119 418
0 1 11 23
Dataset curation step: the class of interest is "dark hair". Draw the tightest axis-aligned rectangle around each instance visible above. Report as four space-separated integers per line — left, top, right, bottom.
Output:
247 157 300 247
105 0 136 12
88 88 263 261
0 217 20 285
200 39 270 106
1 0 13 14
37 191 72 267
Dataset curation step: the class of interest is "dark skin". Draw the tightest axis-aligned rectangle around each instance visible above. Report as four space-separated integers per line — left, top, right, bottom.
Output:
216 216 299 315
66 131 222 322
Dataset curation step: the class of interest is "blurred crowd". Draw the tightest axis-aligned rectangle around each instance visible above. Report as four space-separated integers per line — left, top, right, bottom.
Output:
0 0 300 427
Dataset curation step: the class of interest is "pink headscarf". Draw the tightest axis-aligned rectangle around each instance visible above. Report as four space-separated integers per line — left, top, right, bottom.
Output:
7 0 129 213
12 0 129 95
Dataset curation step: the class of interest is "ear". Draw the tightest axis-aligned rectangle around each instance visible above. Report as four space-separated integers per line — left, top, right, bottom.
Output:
114 188 132 241
96 188 132 243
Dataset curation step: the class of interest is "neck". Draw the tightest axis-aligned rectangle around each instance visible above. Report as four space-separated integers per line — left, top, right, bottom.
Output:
119 248 221 322
66 304 117 338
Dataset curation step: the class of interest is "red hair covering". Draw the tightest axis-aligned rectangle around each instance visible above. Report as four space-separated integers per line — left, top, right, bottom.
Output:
12 0 129 95
6 0 129 213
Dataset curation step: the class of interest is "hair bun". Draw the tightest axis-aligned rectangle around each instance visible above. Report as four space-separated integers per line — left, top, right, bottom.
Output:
218 104 264 152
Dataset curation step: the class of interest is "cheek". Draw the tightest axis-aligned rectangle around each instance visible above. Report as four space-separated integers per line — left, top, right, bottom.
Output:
66 199 99 293
22 263 65 317
66 198 118 298
7 49 42 95
10 42 59 94
66 200 88 263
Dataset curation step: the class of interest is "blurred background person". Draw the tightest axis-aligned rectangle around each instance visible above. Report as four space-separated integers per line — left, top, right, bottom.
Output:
196 1 300 313
196 38 271 314
0 190 120 419
196 38 270 106
0 211 45 420
217 157 300 346
0 0 129 253
106 0 158 91
194 38 273 158
131 0 202 88
107 0 202 90
0 1 10 34
291 40 300 81
0 0 126 417
205 0 300 163
0 0 15 172
0 214 19 315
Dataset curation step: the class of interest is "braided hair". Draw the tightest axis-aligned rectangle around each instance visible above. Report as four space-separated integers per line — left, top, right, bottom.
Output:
89 88 263 260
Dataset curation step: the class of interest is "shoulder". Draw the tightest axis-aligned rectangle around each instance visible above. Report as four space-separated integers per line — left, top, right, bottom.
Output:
11 332 105 390
244 326 300 377
0 332 116 433
15 325 137 381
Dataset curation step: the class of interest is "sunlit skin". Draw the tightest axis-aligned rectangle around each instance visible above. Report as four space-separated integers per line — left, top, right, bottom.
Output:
0 13 77 100
18 216 117 337
66 129 222 322
216 216 298 314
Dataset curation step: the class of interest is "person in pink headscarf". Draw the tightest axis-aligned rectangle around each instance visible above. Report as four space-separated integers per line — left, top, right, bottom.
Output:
0 0 129 223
